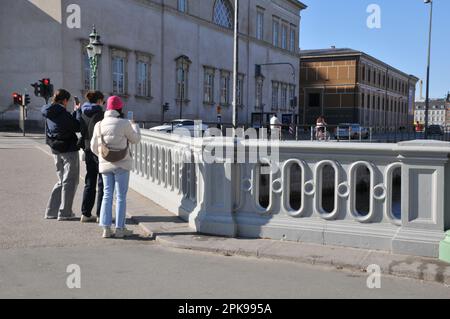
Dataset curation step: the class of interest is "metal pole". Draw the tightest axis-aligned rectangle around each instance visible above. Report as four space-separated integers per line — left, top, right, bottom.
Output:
232 0 239 135
424 0 433 140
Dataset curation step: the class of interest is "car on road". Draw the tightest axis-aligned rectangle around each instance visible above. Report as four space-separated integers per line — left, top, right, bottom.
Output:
150 119 209 136
427 125 444 136
336 124 369 140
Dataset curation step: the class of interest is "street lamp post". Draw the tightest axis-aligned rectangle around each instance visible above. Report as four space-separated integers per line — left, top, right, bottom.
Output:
424 0 433 139
232 0 239 134
86 26 103 91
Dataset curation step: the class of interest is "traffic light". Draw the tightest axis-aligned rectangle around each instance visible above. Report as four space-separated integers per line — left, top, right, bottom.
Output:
39 78 54 102
24 94 31 106
12 92 23 106
163 103 170 112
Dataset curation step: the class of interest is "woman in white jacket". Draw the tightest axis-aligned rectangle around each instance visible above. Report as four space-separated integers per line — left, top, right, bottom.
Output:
91 96 141 238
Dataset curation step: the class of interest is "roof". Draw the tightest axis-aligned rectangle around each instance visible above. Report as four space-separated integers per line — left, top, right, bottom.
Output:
287 0 308 10
300 48 418 81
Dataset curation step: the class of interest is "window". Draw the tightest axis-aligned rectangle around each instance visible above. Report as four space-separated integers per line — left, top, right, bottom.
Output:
213 0 233 29
256 76 264 109
112 49 127 95
272 18 279 47
176 55 191 101
178 0 187 12
362 65 366 82
308 93 321 107
203 67 215 104
289 26 296 52
280 84 287 109
281 23 288 49
256 9 264 40
237 74 244 106
83 52 91 91
272 81 279 110
136 54 151 98
220 70 231 106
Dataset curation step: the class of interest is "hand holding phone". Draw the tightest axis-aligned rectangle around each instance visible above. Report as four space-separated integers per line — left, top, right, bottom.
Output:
74 96 81 110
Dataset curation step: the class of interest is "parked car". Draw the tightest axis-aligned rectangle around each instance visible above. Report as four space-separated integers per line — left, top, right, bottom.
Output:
336 124 369 140
150 119 209 136
427 125 444 136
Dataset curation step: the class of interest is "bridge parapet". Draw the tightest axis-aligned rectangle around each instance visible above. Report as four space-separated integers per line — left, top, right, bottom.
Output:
130 131 450 258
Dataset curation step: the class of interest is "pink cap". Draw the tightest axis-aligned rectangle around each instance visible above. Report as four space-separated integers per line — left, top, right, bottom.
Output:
107 96 124 111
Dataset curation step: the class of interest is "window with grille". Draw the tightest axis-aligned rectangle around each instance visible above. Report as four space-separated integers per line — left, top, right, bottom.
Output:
112 51 126 95
213 0 233 29
176 56 190 101
256 10 264 40
203 67 215 104
272 18 279 47
136 55 151 98
281 24 288 49
289 27 296 52
220 70 231 106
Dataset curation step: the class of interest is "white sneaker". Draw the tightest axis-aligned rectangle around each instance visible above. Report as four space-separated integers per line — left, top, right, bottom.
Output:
102 227 113 239
81 215 97 223
115 228 134 238
57 214 76 221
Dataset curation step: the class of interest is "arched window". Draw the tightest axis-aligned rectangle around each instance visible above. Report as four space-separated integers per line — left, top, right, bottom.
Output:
213 0 233 29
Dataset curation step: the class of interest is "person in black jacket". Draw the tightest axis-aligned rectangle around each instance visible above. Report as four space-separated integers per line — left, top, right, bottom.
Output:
42 89 81 221
76 91 105 223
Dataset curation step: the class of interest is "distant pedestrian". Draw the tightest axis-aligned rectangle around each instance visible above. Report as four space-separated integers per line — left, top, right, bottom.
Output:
91 96 141 238
270 114 281 140
76 91 105 223
41 89 81 221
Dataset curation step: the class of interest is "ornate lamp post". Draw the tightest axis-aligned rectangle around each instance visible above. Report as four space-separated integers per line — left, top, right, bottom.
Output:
86 26 103 91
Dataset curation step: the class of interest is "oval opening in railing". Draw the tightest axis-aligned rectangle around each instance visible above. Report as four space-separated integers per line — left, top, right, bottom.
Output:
355 166 371 216
258 164 270 209
289 163 302 211
391 167 402 220
321 164 336 214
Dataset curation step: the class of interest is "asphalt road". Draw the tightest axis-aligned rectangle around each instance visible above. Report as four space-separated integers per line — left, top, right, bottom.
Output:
0 133 449 299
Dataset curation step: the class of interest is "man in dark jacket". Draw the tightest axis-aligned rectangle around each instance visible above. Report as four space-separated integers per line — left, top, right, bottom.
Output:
42 89 80 221
76 91 105 223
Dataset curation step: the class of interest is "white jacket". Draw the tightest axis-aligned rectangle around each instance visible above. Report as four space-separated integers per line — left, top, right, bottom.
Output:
91 110 141 174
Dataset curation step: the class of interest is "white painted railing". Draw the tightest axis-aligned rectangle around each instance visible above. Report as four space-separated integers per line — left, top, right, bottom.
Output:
130 131 450 258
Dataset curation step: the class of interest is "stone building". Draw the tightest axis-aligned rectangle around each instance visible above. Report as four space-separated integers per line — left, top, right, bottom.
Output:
299 48 418 128
0 0 306 128
415 95 449 130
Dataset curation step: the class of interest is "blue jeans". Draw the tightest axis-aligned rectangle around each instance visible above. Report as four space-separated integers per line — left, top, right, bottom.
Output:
99 168 130 229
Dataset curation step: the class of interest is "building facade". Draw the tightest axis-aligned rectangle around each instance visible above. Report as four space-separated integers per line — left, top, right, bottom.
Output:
415 94 450 131
299 48 418 128
0 0 306 128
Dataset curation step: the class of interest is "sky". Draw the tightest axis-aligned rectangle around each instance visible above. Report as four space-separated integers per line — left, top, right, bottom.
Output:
299 0 449 99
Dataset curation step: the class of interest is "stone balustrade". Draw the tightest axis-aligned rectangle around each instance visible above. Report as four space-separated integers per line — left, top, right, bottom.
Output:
130 130 450 258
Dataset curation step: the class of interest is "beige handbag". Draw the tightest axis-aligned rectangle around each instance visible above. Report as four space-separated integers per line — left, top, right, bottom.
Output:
97 122 129 163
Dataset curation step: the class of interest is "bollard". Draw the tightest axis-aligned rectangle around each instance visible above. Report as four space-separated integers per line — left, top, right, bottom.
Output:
311 126 314 141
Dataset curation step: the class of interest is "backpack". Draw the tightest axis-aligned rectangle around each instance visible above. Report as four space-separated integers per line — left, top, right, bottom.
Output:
97 121 129 163
78 111 104 151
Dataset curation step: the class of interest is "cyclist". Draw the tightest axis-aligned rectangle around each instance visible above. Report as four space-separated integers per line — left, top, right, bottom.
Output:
316 116 328 140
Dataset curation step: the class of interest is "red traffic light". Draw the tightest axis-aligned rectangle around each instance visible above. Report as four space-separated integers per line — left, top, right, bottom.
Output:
13 92 19 98
43 79 50 85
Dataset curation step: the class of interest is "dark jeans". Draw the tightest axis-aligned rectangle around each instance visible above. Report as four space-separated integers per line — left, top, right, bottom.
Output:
81 150 103 217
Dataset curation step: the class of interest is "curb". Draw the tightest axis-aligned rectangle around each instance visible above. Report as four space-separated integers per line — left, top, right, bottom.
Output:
133 218 450 286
